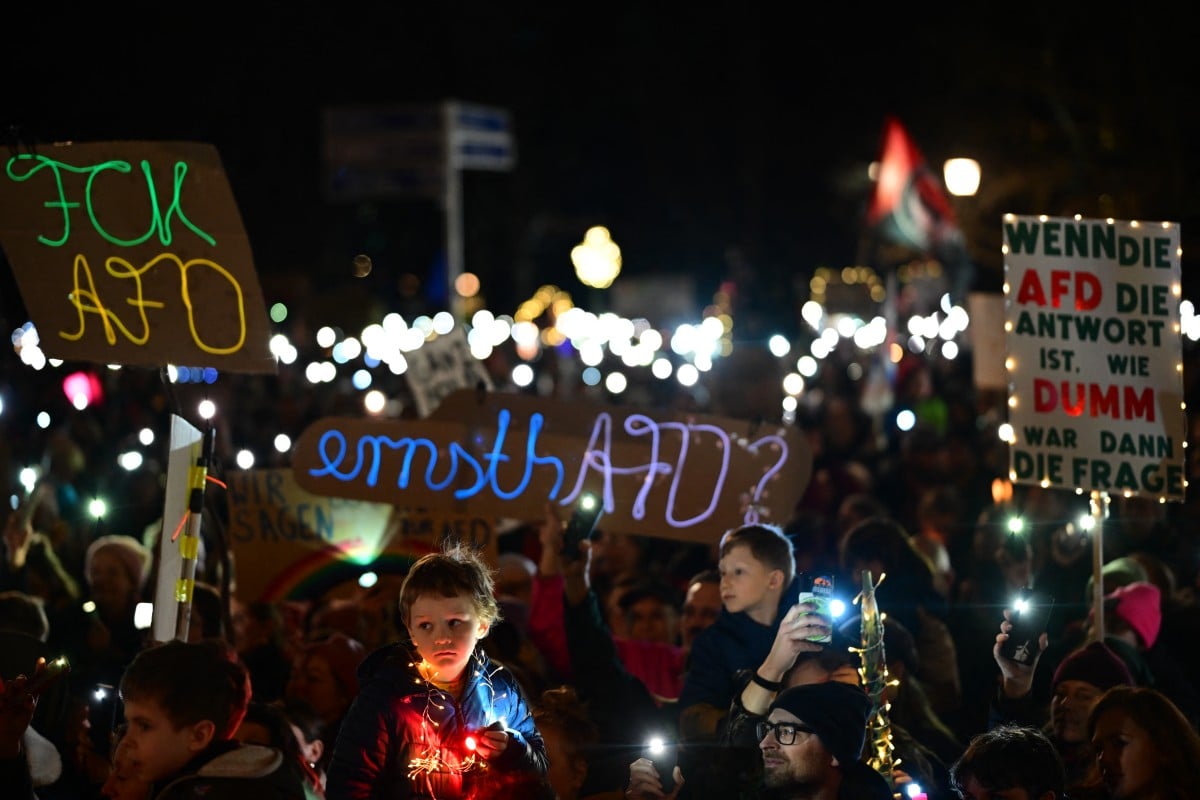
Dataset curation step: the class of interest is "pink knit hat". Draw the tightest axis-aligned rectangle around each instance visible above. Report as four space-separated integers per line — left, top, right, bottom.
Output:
1104 581 1161 648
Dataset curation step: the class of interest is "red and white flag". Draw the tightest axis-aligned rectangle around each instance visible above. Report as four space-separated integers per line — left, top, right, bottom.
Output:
866 115 961 255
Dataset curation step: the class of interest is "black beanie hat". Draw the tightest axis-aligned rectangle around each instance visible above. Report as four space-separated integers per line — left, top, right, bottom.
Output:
768 681 872 765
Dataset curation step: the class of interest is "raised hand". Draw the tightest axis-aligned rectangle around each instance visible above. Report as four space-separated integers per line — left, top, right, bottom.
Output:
2 512 33 569
761 600 832 680
0 666 39 758
627 756 684 800
993 608 1048 698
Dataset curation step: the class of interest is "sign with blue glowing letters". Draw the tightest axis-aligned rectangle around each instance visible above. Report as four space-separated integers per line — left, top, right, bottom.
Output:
291 389 812 544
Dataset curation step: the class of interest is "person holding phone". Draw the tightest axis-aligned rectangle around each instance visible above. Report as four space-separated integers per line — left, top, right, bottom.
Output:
991 605 1133 789
531 501 681 797
1 657 71 798
678 523 802 742
628 681 894 800
0 668 40 799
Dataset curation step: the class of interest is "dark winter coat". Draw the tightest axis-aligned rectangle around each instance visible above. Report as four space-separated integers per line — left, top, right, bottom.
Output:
151 741 307 800
679 578 802 722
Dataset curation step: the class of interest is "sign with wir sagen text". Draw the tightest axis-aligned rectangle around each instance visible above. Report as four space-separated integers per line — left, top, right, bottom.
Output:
291 388 812 544
0 141 275 373
1004 214 1185 500
225 468 496 602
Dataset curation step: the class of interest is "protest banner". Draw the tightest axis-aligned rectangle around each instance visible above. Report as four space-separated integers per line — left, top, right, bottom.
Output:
0 141 275 373
291 388 812 545
225 468 495 602
1004 214 1185 500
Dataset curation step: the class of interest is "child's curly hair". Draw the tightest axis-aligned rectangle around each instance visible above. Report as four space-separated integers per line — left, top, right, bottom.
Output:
398 542 501 629
532 685 598 757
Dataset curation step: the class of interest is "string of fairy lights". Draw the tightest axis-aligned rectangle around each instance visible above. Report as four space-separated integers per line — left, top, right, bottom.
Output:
402 647 512 793
998 214 1190 504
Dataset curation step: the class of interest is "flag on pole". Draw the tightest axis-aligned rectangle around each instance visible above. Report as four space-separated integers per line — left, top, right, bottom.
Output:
865 116 961 255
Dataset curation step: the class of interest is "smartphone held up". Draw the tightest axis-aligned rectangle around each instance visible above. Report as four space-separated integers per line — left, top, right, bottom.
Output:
560 493 604 561
644 735 681 793
1000 588 1055 665
24 656 71 696
794 574 835 643
90 683 124 757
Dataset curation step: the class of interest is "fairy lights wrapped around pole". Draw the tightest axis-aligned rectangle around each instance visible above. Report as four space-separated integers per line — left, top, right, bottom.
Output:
854 570 899 790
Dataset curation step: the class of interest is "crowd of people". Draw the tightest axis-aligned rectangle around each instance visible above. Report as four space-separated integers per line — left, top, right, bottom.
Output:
2 346 1200 799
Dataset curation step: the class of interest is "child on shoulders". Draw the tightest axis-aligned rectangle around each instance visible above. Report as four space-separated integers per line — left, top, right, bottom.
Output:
326 543 548 799
678 523 801 741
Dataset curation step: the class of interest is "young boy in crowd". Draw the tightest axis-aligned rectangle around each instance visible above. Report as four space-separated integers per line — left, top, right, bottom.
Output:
326 543 547 799
950 725 1068 800
117 638 307 799
678 523 802 741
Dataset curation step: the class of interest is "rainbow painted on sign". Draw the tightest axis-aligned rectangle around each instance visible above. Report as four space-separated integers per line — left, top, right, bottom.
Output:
258 547 432 602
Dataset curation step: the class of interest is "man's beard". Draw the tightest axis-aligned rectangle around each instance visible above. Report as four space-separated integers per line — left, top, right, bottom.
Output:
760 781 820 800
763 766 819 793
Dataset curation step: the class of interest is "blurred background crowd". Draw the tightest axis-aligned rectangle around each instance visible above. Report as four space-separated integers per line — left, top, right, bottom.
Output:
2 325 1200 798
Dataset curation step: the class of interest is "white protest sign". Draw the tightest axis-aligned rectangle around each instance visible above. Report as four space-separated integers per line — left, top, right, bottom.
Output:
152 415 203 642
969 291 1007 391
1004 214 1185 500
404 327 493 417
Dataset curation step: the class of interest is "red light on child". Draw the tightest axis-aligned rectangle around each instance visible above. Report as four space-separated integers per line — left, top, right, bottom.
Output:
464 734 478 752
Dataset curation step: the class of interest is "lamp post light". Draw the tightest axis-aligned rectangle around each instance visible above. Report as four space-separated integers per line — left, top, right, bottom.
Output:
571 226 622 289
943 158 981 197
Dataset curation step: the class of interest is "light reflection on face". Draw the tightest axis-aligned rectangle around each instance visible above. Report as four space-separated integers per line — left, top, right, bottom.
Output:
406 594 489 683
758 708 835 790
1050 679 1101 744
719 544 778 620
1092 709 1161 799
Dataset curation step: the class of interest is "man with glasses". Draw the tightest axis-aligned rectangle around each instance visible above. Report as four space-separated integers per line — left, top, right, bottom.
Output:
758 681 892 799
627 680 892 799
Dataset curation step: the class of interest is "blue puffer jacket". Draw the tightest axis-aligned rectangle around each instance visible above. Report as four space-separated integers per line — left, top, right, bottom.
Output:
325 642 547 800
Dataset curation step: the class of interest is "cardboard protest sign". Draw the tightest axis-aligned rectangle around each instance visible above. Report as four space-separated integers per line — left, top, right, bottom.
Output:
1004 215 1185 500
0 141 275 373
292 388 812 545
225 468 496 602
404 326 493 417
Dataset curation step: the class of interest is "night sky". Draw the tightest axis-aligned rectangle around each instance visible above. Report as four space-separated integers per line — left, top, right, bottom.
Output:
5 5 1200 334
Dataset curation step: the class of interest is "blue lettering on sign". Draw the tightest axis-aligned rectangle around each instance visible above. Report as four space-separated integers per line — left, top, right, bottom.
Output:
308 409 790 529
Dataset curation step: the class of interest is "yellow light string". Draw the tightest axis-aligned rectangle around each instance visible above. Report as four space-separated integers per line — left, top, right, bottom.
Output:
852 571 902 790
403 649 508 796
